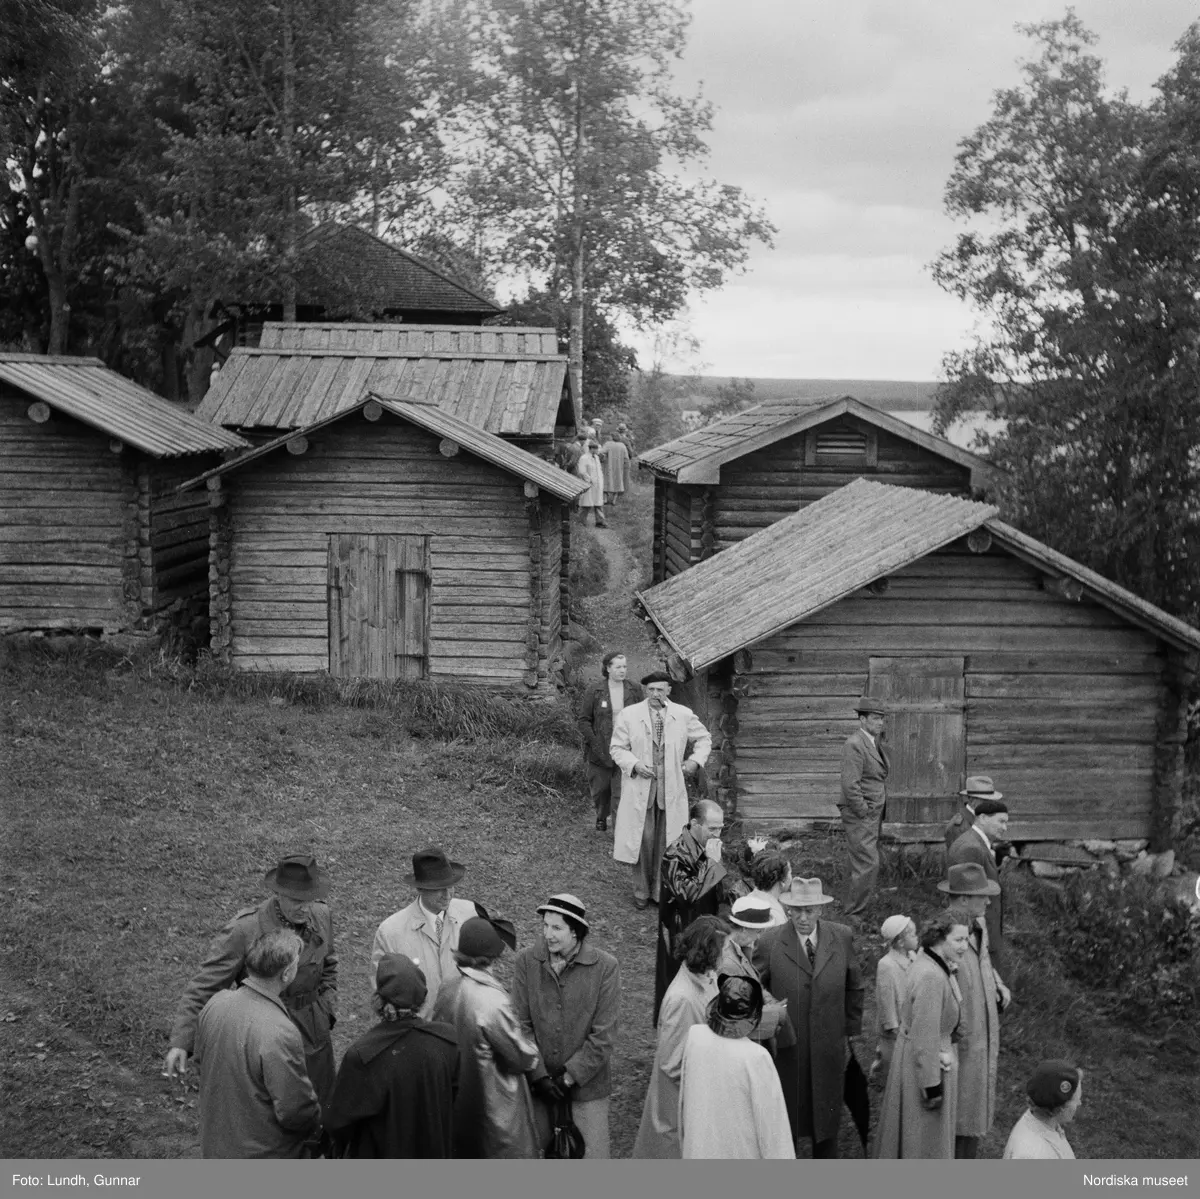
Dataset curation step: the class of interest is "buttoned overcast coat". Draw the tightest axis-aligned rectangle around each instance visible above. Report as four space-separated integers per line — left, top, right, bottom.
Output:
610 698 712 865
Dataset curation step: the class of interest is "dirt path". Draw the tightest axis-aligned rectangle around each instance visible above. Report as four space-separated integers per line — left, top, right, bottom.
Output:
0 965 198 1158
573 521 659 680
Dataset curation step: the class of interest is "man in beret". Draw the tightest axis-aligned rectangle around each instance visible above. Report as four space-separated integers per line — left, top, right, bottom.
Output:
610 670 712 911
165 853 339 1109
838 697 891 922
324 955 460 1158
371 846 486 1021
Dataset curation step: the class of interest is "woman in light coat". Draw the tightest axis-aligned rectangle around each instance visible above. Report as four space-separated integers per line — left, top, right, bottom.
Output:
875 911 969 1159
445 916 541 1158
575 440 606 526
633 916 725 1157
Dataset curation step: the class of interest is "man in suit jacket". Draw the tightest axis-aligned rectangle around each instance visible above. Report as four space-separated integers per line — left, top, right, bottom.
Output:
610 671 712 910
943 775 1003 850
838 696 890 921
947 798 1010 975
576 651 644 832
752 877 864 1157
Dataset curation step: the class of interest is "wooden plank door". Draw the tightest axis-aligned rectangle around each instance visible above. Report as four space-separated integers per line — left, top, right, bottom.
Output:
328 533 430 679
867 657 965 824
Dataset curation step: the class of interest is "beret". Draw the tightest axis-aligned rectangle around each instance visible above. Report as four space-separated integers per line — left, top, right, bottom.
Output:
1027 1060 1081 1109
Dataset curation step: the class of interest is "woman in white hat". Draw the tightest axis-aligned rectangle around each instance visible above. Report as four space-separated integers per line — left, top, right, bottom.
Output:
870 915 918 1088
511 894 620 1158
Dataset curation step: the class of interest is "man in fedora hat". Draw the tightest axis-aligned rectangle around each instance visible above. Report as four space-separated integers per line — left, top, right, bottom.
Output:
371 846 485 1021
610 670 712 911
947 797 1011 974
165 852 339 1109
753 877 864 1157
839 696 891 921
679 974 795 1159
944 776 1003 850
939 862 1012 1159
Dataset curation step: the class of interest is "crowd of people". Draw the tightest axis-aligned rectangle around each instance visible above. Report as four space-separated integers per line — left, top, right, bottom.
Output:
160 656 1083 1161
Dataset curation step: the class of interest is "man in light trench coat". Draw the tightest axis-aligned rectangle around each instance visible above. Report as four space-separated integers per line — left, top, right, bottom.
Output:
610 671 712 910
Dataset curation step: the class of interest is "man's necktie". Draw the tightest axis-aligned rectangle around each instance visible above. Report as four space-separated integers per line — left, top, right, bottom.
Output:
805 938 815 964
652 709 664 743
435 912 444 943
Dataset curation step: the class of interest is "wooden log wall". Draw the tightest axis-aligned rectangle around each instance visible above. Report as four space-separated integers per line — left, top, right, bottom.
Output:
0 389 132 632
223 413 536 684
652 478 668 584
713 419 973 551
148 459 216 631
1150 648 1198 850
208 482 234 663
662 484 697 579
728 543 1167 843
531 498 566 693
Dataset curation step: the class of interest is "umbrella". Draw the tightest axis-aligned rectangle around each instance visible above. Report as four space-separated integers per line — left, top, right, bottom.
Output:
844 1045 871 1153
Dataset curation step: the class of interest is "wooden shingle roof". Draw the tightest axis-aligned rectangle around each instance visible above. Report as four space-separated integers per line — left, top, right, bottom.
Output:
180 393 589 503
636 478 1200 671
196 323 568 436
0 354 247 458
639 395 1000 488
293 223 502 316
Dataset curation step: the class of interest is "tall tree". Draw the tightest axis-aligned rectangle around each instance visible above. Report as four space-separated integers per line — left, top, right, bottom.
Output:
932 13 1200 623
448 0 773 421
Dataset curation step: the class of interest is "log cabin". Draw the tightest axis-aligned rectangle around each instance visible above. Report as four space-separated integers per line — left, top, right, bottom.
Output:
0 354 247 636
197 321 575 456
180 393 588 689
634 479 1200 851
638 395 1002 583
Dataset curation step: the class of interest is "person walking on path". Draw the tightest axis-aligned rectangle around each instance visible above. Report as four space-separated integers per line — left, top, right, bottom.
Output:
947 797 1011 975
193 930 322 1158
576 652 644 832
610 671 712 911
601 434 629 505
655 799 744 1023
575 440 607 527
678 974 795 1159
1003 1061 1084 1159
838 697 890 922
324 955 459 1158
875 911 969 1160
165 853 339 1109
442 915 541 1158
938 862 1012 1158
512 894 621 1159
752 877 864 1157
633 916 725 1158
370 846 484 1020
869 914 918 1089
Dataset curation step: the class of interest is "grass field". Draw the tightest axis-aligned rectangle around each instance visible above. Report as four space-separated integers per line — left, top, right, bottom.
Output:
2 561 1197 1158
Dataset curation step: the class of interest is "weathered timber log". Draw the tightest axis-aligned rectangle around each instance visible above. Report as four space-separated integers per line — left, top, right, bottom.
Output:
1150 649 1198 851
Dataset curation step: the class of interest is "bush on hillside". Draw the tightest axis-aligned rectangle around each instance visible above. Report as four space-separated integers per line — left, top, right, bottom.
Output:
1036 873 1200 1027
569 522 609 599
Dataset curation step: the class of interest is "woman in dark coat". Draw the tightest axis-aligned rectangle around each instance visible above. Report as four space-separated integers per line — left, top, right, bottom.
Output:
325 955 459 1158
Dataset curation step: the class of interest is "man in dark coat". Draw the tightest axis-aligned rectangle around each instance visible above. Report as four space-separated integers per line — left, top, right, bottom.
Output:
655 799 743 1024
576 651 644 832
753 877 864 1158
947 797 1011 974
325 955 459 1158
838 697 890 921
943 776 1003 850
165 853 339 1109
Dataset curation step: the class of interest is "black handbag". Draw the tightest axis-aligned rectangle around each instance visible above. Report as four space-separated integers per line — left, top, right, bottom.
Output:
544 1097 586 1159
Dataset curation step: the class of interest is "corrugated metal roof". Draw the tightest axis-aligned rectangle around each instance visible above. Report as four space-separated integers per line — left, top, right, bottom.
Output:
638 394 1000 487
292 223 502 315
636 480 1000 670
180 393 589 503
0 354 248 458
197 326 568 436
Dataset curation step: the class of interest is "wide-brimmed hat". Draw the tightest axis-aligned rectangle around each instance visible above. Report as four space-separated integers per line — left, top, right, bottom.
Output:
404 846 466 890
537 893 590 931
779 877 836 907
375 954 427 1011
706 973 763 1039
458 915 516 959
959 775 1003 800
854 696 886 716
729 897 777 929
937 862 1001 896
264 854 329 900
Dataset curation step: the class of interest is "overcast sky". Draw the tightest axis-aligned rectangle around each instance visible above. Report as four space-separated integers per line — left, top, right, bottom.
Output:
625 1 1199 381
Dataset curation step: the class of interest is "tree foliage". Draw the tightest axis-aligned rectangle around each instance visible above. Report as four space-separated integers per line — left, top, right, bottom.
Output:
933 13 1200 623
448 0 773 418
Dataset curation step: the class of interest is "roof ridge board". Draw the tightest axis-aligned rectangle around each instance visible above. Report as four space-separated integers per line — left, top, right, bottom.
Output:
260 321 557 335
0 353 107 366
226 347 567 362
